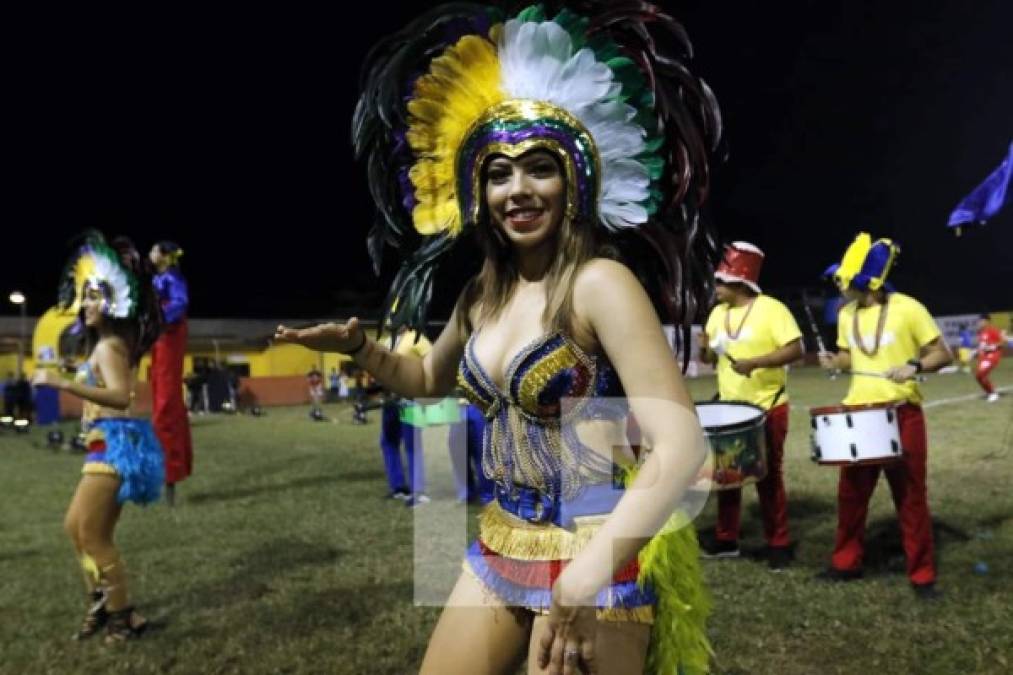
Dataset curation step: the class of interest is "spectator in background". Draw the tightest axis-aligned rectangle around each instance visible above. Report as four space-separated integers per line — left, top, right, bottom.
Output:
447 395 492 505
3 371 15 416
307 366 324 417
15 373 34 420
328 367 340 401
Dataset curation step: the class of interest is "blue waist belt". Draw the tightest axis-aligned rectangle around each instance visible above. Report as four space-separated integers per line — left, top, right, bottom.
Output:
496 482 625 529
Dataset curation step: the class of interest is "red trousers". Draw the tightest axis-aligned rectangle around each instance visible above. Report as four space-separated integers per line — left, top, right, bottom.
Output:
831 404 935 585
716 403 790 547
975 357 999 394
151 321 193 484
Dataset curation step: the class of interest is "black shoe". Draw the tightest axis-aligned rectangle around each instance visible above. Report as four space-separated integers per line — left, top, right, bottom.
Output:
103 607 148 644
699 535 740 559
912 583 941 601
767 546 793 571
73 590 108 640
815 567 863 582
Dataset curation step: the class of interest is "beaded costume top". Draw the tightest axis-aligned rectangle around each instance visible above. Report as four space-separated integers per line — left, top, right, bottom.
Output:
457 331 628 500
76 361 132 428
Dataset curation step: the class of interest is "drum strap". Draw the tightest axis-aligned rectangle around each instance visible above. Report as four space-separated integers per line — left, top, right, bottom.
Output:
767 385 786 410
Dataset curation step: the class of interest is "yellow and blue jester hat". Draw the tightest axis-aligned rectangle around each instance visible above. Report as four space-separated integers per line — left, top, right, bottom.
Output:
824 232 901 292
354 1 724 333
58 231 141 319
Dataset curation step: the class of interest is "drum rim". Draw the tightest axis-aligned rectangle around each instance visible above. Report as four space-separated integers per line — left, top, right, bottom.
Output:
694 399 767 432
808 401 900 416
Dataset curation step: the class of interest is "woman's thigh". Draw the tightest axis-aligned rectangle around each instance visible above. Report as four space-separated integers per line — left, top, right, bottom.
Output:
74 474 123 547
420 570 532 675
527 615 651 675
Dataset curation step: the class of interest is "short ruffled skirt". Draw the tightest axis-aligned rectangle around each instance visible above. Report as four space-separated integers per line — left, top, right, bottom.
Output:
82 418 165 504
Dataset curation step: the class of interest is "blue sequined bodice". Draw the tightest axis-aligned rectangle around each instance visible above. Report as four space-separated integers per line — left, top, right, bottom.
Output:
457 331 628 499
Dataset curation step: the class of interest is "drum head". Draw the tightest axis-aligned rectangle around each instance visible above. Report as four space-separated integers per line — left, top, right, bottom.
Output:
695 402 765 431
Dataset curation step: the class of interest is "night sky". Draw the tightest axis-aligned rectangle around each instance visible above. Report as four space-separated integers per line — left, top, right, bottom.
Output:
4 1 1011 321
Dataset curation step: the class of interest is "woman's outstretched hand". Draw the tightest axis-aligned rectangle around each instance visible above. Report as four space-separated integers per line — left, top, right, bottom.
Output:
273 317 365 354
538 578 599 674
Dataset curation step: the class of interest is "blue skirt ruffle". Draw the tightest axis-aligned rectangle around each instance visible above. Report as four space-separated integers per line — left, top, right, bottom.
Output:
88 418 165 504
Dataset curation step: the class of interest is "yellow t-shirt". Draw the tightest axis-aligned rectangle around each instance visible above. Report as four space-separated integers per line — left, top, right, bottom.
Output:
836 292 941 405
704 294 802 409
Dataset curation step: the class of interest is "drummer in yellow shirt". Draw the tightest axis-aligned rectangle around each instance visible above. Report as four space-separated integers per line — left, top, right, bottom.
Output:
818 233 952 600
699 242 803 570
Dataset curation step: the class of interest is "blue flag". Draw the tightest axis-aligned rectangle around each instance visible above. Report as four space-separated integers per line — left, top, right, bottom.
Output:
947 141 1012 228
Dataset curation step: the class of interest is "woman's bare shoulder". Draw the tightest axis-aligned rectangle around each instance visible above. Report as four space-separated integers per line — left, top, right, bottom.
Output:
94 334 129 355
574 258 641 301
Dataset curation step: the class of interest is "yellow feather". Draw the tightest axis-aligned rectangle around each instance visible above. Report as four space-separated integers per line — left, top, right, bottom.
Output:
835 232 872 289
407 31 504 236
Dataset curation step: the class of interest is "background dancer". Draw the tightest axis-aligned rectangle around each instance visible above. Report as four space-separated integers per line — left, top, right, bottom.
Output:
33 232 164 642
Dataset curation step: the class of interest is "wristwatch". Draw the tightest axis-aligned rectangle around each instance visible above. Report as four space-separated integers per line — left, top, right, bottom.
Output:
906 358 923 373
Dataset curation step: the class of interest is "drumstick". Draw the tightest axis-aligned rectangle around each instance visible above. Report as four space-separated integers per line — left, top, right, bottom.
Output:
849 369 927 383
802 295 829 354
802 293 838 380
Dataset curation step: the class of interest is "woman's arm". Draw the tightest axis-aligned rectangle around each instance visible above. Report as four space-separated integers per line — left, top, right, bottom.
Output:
273 292 471 399
34 338 133 410
557 259 708 601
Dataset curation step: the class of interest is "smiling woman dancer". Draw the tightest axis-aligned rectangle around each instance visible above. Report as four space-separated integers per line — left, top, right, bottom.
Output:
277 3 724 673
34 232 164 643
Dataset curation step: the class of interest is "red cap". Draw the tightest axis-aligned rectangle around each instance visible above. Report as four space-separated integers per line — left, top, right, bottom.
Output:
715 242 764 293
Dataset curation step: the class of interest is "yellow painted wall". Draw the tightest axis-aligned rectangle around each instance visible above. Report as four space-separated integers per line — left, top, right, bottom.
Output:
0 354 18 377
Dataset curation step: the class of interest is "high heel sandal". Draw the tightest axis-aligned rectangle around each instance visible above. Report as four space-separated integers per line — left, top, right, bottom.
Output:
73 590 108 640
104 607 148 644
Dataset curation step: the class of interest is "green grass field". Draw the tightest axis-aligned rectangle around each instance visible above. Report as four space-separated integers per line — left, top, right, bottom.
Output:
1 363 1010 674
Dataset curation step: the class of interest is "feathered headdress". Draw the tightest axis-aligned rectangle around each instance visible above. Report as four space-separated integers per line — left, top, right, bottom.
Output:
354 0 724 339
824 232 900 292
58 231 141 319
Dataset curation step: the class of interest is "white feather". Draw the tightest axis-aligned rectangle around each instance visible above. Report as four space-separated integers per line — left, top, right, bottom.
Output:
498 18 653 228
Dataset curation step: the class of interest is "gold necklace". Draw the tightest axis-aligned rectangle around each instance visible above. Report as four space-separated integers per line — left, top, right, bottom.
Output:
724 297 757 340
853 296 890 357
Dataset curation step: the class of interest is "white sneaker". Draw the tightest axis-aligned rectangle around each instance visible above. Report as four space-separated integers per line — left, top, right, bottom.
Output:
986 392 1000 403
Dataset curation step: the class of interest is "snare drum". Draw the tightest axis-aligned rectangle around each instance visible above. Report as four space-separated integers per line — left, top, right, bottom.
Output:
809 402 903 465
694 401 769 490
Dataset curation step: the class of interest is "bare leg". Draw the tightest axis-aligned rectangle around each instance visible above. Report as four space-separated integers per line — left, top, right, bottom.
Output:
64 479 95 592
527 615 650 675
419 570 532 675
73 474 129 608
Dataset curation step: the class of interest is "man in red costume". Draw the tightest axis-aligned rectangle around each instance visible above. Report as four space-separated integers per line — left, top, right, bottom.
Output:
150 241 193 506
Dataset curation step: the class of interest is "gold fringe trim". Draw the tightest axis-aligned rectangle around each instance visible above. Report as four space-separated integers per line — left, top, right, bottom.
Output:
478 501 606 561
83 428 106 444
461 561 654 624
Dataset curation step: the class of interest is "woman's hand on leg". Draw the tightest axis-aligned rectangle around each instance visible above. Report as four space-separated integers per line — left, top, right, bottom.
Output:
537 587 598 675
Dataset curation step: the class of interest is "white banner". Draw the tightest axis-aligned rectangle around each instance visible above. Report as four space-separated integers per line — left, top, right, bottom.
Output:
935 314 980 346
